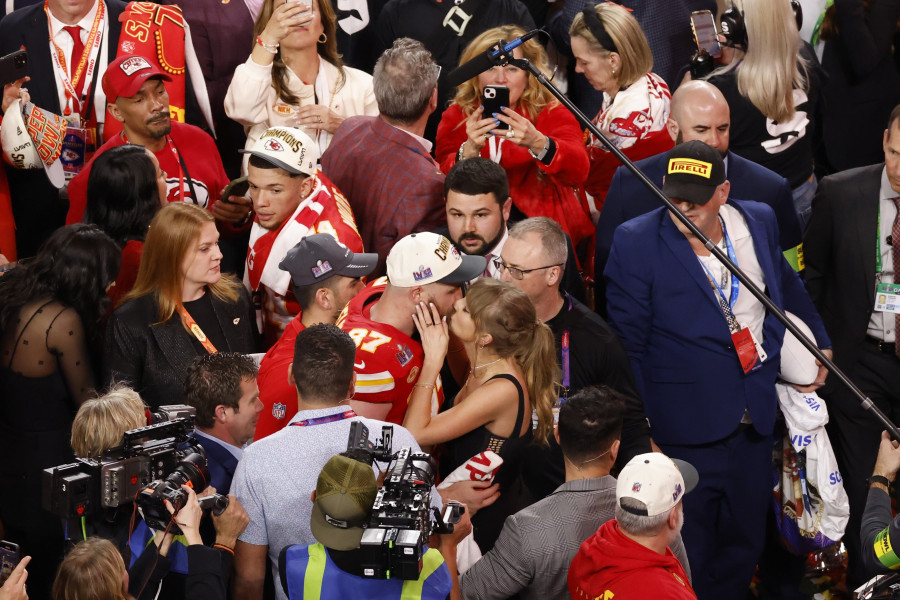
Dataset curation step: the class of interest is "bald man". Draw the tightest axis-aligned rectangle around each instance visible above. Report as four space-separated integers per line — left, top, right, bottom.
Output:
594 80 802 313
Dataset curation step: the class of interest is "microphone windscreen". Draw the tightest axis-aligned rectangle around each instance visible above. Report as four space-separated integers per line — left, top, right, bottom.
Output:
446 51 495 88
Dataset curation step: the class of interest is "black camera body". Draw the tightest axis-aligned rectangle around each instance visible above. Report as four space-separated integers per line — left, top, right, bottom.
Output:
345 423 463 580
43 406 226 533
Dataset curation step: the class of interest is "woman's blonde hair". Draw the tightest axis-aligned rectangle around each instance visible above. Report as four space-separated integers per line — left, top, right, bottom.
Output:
465 278 559 445
254 0 345 106
707 0 808 123
52 538 129 600
452 25 557 119
71 384 147 459
569 2 653 89
123 203 241 324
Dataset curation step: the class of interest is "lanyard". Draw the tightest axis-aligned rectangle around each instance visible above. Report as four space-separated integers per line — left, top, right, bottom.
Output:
175 303 218 354
123 134 198 204
557 293 573 403
488 135 504 164
290 410 357 427
699 217 739 308
45 0 105 116
877 208 883 274
809 0 834 47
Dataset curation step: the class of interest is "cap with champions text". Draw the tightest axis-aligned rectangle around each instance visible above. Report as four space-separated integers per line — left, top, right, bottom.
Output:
240 126 316 177
661 140 726 205
386 232 486 287
616 452 699 517
102 55 172 103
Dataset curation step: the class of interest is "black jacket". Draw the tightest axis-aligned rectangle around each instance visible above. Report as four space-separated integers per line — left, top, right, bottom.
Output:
103 288 258 408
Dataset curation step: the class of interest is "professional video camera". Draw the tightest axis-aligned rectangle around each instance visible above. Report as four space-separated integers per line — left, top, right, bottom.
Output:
43 405 227 534
345 422 463 580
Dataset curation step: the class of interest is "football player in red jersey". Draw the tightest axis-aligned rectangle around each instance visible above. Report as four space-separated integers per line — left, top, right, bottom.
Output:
337 232 485 423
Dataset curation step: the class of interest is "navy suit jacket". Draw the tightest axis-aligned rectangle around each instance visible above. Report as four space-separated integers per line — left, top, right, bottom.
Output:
596 151 802 311
191 432 240 494
605 199 829 446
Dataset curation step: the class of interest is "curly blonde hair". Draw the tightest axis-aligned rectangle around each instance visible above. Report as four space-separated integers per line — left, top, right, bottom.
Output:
452 25 557 120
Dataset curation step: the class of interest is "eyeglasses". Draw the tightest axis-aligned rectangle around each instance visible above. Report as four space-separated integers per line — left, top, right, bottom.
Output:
493 257 563 280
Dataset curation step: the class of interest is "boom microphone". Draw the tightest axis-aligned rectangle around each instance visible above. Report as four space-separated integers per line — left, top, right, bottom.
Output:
445 30 542 88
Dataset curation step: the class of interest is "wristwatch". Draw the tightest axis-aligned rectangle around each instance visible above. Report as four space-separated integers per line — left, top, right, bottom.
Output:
869 474 891 488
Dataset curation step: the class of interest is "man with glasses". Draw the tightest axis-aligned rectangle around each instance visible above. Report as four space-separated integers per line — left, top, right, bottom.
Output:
443 158 585 299
498 217 650 500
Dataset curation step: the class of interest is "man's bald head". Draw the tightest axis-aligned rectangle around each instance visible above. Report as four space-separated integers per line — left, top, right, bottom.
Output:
666 81 731 156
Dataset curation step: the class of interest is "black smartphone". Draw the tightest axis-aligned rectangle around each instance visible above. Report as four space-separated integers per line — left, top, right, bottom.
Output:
690 10 722 58
0 540 20 586
481 85 510 130
0 50 27 89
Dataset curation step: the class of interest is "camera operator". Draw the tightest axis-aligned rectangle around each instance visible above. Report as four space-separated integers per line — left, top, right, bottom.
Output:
69 385 151 551
279 454 471 600
65 385 251 598
231 324 451 600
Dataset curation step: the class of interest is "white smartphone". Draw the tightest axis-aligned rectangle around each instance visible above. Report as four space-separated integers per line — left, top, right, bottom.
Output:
289 0 313 11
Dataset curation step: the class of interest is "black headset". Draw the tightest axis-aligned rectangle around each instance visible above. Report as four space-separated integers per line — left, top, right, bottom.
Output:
719 0 803 50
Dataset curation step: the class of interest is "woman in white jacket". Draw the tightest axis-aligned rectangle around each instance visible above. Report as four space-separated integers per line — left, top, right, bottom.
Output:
225 0 378 168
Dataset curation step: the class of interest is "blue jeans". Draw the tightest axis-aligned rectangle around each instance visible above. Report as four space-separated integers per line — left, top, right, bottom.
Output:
792 175 817 233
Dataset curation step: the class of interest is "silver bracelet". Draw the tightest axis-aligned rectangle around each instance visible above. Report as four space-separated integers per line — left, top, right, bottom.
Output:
457 141 469 163
529 135 551 161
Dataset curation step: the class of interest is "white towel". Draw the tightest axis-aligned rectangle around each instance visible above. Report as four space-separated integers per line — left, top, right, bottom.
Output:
437 451 504 573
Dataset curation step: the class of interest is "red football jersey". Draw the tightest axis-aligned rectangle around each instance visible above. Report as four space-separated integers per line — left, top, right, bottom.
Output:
255 314 305 440
336 278 443 425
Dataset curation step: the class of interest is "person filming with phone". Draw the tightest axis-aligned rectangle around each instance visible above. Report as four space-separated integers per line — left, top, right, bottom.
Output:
435 25 592 254
225 0 378 162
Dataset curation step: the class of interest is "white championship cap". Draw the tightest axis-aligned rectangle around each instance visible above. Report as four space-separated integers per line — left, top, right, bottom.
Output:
386 232 486 288
1 99 66 188
239 126 317 177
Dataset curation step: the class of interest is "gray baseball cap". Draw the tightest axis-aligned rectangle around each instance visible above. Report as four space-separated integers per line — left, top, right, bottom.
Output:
279 234 378 287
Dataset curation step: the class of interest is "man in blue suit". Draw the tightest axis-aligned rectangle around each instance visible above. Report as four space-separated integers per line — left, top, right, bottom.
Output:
605 141 831 600
184 352 262 493
596 81 803 313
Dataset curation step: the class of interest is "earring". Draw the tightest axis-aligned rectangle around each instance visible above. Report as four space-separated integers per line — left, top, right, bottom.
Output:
318 32 327 44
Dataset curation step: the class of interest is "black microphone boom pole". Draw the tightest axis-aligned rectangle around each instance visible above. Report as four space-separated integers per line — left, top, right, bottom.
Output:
502 55 900 442
445 30 542 88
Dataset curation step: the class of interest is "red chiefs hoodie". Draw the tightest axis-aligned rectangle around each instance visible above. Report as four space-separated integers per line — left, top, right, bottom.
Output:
568 520 696 599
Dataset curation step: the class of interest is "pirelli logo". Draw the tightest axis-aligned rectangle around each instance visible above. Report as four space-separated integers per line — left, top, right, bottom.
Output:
668 158 712 178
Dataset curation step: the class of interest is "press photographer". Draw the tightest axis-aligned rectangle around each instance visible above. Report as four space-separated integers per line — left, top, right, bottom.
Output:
279 445 471 600
44 387 249 599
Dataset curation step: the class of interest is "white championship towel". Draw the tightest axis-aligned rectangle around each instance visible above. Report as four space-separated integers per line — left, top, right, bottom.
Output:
437 450 504 573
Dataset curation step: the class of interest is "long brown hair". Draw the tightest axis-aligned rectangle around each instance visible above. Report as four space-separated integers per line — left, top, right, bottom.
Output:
452 25 557 120
52 537 131 600
253 0 345 106
465 278 559 445
123 203 241 324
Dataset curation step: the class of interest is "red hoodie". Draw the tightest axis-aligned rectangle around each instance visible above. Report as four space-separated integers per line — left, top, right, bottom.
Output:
568 520 696 600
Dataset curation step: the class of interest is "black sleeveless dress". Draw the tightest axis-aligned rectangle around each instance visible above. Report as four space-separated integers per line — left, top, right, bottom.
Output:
441 374 534 552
